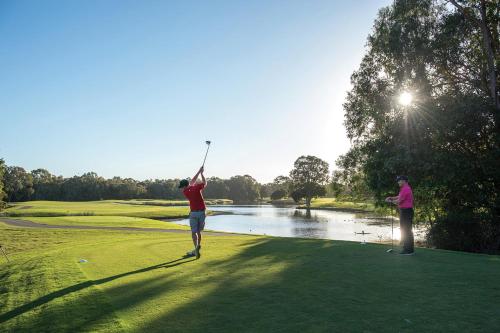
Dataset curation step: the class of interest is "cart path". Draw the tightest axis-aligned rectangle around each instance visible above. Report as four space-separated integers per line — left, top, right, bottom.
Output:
0 218 237 236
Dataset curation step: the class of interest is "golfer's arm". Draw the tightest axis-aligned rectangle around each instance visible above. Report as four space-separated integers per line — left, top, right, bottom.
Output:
190 170 201 185
201 173 206 185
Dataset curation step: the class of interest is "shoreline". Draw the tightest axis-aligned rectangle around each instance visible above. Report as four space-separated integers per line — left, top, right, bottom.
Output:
295 206 375 214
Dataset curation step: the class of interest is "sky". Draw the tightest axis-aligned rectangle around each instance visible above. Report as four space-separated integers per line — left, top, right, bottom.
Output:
0 0 391 183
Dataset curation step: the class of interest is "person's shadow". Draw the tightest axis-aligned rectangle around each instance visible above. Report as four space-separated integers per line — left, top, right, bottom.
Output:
0 256 195 323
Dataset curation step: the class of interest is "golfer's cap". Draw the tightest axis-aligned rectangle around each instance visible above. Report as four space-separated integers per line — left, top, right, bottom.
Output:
396 175 408 182
178 179 189 188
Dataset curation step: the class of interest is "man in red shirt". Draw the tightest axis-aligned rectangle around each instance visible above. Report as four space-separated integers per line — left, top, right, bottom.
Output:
179 166 207 259
385 175 415 255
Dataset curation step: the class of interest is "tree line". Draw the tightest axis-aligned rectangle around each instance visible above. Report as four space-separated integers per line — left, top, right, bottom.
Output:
0 155 333 206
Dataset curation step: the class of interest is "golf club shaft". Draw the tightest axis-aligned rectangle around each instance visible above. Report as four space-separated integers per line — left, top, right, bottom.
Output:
0 246 9 262
392 207 394 249
202 145 210 167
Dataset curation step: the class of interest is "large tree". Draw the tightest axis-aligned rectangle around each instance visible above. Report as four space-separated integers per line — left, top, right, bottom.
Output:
3 166 34 202
226 175 260 203
203 177 229 199
289 155 329 209
340 0 499 253
31 168 63 200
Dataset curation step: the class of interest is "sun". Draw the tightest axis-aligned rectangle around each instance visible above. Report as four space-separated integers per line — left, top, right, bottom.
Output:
398 91 413 106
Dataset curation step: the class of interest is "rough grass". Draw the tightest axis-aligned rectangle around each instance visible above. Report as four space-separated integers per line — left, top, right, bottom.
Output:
1 223 499 333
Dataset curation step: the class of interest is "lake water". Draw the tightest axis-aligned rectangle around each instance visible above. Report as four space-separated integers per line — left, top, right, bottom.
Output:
174 205 424 243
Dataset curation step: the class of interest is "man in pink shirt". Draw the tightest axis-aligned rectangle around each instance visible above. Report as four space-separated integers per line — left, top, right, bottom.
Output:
385 175 414 255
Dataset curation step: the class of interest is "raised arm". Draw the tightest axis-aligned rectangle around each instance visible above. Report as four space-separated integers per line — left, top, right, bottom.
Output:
190 167 203 186
200 168 207 186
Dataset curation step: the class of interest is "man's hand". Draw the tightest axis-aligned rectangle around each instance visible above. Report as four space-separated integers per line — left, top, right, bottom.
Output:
385 197 393 203
199 166 204 174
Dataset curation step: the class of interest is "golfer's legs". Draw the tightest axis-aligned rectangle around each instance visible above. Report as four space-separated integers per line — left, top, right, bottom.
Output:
192 232 198 247
400 209 414 253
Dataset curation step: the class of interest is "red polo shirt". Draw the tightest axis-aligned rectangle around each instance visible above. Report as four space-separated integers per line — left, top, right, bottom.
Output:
398 184 414 208
183 183 206 211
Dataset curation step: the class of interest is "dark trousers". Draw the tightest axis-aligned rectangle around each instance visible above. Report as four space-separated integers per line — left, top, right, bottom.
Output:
399 208 414 253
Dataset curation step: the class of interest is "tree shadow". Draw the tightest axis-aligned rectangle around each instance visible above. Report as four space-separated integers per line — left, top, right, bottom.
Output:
0 256 195 325
135 237 500 333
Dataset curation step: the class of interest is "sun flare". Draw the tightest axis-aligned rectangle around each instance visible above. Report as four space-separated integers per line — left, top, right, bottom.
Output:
398 91 413 106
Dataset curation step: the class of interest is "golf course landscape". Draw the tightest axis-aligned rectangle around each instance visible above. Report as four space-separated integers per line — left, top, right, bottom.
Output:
1 201 499 332
2 0 500 332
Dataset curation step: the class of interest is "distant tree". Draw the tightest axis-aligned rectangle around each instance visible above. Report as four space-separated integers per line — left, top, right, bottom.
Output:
270 189 286 200
3 166 34 202
289 156 329 209
273 175 291 196
258 183 275 199
60 172 106 201
143 179 184 200
31 168 63 200
203 177 229 199
226 175 260 203
290 188 306 204
105 177 146 200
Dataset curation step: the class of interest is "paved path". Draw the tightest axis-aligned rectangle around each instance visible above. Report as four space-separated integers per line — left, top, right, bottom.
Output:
0 218 235 236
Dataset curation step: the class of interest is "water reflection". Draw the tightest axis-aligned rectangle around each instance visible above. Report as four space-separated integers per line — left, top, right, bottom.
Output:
172 205 422 243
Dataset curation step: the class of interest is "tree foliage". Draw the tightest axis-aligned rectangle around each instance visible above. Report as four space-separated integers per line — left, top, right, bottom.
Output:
226 175 260 204
289 155 329 208
339 0 500 253
3 166 34 202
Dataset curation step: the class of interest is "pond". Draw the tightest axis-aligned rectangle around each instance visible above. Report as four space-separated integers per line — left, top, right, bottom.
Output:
173 205 425 243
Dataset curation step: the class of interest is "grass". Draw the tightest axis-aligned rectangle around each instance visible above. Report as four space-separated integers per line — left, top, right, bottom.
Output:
1 221 499 332
11 216 189 230
124 199 233 206
2 200 191 219
1 200 499 332
298 198 376 212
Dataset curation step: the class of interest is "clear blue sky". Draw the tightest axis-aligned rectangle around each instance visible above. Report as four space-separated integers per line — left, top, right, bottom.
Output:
0 0 390 183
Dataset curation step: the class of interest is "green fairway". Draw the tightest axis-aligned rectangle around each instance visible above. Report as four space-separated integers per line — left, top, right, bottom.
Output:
11 216 189 230
3 200 191 219
1 222 499 332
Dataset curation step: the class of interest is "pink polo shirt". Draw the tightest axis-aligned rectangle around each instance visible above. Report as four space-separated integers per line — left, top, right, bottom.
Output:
398 184 414 208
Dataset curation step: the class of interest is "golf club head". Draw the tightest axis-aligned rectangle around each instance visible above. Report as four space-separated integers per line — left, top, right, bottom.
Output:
205 140 211 145
386 248 393 253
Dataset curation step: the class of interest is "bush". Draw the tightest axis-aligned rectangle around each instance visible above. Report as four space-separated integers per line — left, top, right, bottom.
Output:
427 211 500 254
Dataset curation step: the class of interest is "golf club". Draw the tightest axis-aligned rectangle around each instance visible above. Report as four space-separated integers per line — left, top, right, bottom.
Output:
386 205 395 253
202 140 211 167
0 245 10 262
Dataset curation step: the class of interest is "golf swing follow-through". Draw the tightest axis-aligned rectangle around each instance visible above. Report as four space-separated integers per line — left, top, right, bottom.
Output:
179 140 211 259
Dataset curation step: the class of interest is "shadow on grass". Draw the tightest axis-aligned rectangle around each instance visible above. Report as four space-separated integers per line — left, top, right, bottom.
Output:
3 238 500 333
0 256 195 325
135 237 500 333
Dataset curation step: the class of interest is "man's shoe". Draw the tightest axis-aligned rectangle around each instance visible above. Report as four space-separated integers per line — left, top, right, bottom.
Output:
186 250 195 257
399 251 415 255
